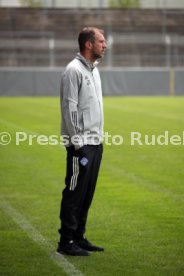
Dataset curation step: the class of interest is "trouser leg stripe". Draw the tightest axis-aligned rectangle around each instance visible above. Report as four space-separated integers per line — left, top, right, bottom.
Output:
73 157 79 191
70 157 79 191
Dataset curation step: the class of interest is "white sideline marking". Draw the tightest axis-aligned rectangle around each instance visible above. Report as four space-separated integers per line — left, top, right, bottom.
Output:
0 118 39 135
0 199 84 276
0 118 64 149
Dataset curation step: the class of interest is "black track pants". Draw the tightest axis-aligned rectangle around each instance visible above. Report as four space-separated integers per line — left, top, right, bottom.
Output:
59 144 103 242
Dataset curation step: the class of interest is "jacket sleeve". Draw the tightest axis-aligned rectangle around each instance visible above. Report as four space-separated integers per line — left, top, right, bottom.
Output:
61 67 83 149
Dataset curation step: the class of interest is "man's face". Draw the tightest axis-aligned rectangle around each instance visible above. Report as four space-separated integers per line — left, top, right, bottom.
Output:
91 31 107 60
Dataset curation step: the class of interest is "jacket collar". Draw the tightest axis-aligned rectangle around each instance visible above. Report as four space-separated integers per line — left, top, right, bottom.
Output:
76 52 99 71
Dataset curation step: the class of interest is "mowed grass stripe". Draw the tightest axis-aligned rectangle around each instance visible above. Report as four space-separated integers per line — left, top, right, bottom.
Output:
104 97 184 124
103 163 184 203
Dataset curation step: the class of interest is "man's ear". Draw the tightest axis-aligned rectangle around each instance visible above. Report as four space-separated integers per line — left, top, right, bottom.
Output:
85 41 93 50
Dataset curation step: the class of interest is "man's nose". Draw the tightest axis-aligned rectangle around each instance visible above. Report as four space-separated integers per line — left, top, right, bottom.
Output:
103 42 107 48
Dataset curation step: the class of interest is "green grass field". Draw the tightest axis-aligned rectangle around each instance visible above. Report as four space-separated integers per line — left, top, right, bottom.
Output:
0 97 184 276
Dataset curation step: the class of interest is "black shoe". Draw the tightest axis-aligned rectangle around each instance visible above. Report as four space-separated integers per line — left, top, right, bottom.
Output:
76 237 104 252
57 240 90 256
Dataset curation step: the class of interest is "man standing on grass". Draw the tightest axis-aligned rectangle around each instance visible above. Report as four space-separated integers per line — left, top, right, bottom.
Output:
57 27 107 256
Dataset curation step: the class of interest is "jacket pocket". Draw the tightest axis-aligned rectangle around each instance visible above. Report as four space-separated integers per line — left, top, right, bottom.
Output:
82 110 91 131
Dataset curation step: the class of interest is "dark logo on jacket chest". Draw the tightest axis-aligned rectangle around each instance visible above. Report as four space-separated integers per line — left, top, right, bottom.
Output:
85 76 91 86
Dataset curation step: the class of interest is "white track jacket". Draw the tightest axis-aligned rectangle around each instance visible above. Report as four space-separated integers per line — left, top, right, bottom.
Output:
60 53 104 149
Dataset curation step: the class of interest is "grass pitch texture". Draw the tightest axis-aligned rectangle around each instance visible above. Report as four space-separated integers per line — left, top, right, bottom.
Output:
0 97 184 275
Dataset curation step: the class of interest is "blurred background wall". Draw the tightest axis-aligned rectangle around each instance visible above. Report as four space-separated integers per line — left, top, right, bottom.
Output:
0 0 184 96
